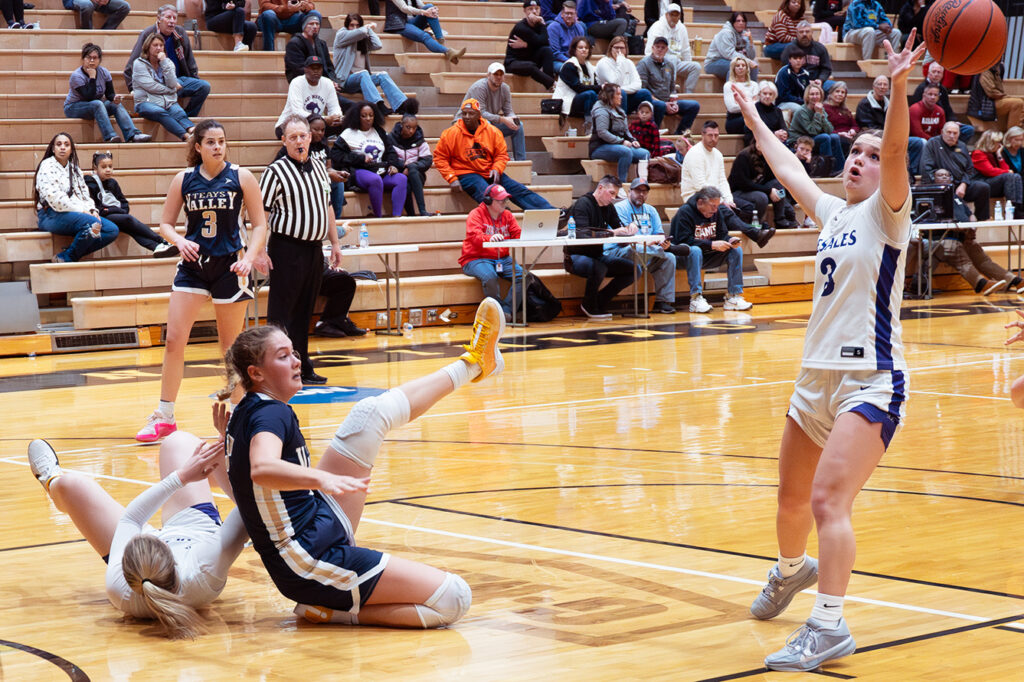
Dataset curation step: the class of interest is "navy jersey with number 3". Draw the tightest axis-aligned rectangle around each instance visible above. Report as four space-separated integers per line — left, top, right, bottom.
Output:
180 163 245 257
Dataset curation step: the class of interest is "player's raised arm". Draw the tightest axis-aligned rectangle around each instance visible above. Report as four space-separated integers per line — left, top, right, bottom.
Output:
880 28 926 214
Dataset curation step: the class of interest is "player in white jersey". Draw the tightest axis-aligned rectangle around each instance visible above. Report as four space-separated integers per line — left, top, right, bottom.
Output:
730 29 925 673
27 406 248 639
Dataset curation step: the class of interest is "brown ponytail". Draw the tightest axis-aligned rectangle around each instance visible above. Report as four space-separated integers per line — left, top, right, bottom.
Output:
217 324 284 400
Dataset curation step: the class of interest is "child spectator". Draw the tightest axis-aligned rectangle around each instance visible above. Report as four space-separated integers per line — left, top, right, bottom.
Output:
85 151 176 257
387 114 433 216
628 101 673 157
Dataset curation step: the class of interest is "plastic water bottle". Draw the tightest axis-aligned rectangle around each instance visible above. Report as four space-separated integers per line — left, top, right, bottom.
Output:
1006 201 1014 222
358 223 369 248
995 201 1003 222
567 216 576 240
751 214 761 230
639 213 651 235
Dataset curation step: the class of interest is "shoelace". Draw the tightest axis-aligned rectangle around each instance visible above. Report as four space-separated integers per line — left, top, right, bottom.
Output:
784 624 818 655
761 570 785 598
462 318 493 359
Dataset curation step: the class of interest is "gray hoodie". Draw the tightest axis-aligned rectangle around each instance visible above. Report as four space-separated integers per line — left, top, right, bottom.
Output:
333 26 382 81
704 22 755 66
131 57 180 110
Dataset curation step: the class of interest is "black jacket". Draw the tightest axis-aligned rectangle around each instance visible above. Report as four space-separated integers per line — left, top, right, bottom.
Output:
84 175 130 216
330 125 403 178
387 121 433 173
284 34 336 82
728 148 779 195
505 17 551 62
780 39 832 82
670 195 745 253
564 192 619 258
855 95 887 130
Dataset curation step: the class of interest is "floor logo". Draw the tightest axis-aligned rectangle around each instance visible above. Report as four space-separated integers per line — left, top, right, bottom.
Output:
289 386 385 404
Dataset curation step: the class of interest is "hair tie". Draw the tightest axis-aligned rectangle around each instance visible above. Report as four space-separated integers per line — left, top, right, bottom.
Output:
142 578 151 585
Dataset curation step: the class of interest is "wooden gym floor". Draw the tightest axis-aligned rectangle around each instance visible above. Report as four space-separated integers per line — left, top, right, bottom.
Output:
1 293 1023 680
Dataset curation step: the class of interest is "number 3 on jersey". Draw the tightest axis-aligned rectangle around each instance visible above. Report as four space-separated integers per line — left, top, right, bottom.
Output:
820 257 837 297
200 210 218 239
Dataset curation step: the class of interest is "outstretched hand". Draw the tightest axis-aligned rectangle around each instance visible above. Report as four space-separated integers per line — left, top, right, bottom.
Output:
884 28 926 84
729 82 759 127
318 472 370 496
212 401 231 437
1005 309 1024 345
178 440 225 485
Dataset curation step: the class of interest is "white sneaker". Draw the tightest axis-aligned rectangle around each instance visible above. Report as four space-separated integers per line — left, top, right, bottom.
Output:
688 294 712 313
982 279 1009 296
28 439 63 491
724 294 753 311
233 42 249 52
136 410 177 442
802 217 817 229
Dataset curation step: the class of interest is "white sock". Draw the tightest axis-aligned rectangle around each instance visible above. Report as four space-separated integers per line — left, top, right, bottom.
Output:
441 359 478 389
810 592 844 628
157 400 175 419
778 553 806 578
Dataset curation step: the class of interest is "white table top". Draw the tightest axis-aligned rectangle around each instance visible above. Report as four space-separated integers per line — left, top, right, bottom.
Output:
917 219 1024 229
482 234 666 248
324 244 421 255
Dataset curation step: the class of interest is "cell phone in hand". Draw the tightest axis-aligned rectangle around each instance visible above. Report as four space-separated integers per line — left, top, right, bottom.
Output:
729 236 742 246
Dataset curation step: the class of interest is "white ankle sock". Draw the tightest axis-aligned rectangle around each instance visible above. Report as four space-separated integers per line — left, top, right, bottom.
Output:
158 400 175 419
778 553 806 578
810 592 844 627
442 359 479 389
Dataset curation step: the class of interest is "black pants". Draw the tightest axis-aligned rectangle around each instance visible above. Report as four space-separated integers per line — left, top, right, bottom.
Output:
725 112 748 135
103 212 163 250
568 252 636 311
963 181 991 221
319 265 357 326
1 0 25 24
586 19 628 40
267 233 323 375
506 50 556 89
721 204 762 240
205 8 257 47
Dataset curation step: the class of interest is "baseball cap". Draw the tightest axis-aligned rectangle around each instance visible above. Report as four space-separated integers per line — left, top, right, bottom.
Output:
487 62 506 75
629 177 650 190
666 3 681 13
485 184 511 201
461 98 481 111
303 55 323 67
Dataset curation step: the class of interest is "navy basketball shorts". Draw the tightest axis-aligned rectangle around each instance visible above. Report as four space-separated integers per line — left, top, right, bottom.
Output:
787 367 908 449
173 253 253 304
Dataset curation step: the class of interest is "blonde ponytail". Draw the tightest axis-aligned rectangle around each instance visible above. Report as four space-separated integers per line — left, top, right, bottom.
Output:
122 535 205 639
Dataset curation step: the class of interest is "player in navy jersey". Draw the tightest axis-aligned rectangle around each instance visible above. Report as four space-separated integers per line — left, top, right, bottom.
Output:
223 298 505 628
137 119 269 443
730 30 925 672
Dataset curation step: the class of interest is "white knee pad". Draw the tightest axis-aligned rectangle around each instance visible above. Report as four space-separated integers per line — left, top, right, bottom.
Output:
414 573 471 629
329 390 411 470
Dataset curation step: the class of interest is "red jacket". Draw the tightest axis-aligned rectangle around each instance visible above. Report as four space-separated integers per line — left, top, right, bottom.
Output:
459 204 521 267
908 101 945 140
971 149 1011 177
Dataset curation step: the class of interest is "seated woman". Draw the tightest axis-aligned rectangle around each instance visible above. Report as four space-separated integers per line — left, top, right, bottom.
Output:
65 43 151 144
589 83 650 183
725 56 760 135
728 140 798 229
628 101 674 157
34 132 118 263
86 151 175 257
332 102 408 218
595 36 660 122
704 12 758 81
553 36 601 128
971 130 1023 215
382 0 465 63
823 80 858 154
387 113 433 217
788 82 844 173
131 33 195 141
746 80 789 146
334 14 411 116
1002 126 1023 176
763 0 805 60
204 0 257 51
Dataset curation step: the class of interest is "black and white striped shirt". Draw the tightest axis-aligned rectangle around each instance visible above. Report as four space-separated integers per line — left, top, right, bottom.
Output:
259 154 332 242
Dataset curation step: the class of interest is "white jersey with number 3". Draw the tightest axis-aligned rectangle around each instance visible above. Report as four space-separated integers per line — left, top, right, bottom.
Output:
802 191 912 371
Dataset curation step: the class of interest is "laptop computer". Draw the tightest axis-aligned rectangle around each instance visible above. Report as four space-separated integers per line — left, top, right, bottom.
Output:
518 209 561 240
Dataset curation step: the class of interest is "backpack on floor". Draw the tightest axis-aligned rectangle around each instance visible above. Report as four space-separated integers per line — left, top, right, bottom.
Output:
525 273 563 322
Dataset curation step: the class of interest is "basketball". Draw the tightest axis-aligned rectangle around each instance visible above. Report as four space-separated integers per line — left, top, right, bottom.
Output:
922 0 1008 74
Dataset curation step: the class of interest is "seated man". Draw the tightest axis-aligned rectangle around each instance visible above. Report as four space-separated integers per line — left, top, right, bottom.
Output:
273 56 345 138
856 74 925 177
65 0 130 30
459 184 525 322
908 83 945 141
920 122 991 220
910 62 974 143
680 121 775 247
314 257 368 338
669 186 753 313
257 0 316 51
464 63 528 162
547 1 587 73
434 99 556 211
781 21 835 94
843 0 901 61
564 174 637 319
636 37 701 136
644 3 702 94
505 0 556 90
611 177 690 314
283 12 337 83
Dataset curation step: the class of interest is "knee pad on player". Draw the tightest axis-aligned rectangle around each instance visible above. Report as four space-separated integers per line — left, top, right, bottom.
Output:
414 572 472 628
329 390 411 470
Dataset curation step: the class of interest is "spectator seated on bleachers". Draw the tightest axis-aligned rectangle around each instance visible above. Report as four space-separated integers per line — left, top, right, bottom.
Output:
637 36 700 135
64 0 130 30
577 0 628 42
668 185 753 313
538 0 563 23
629 101 673 157
856 74 925 177
968 62 1024 134
843 0 901 61
35 133 118 263
728 140 798 229
547 1 586 73
273 55 346 138
3 0 29 29
66 43 152 144
823 80 857 152
388 113 432 216
920 121 992 221
703 12 757 82
564 174 637 319
383 0 465 64
762 0 805 60
750 81 788 146
896 0 927 50
283 13 337 81
333 14 410 117
788 83 845 174
596 36 660 122
86 151 175 256
909 83 945 141
434 99 557 211
313 255 367 337
680 120 775 248
794 134 834 180
589 83 650 184
204 0 257 51
1002 126 1023 176
972 130 1023 216
331 102 408 218
131 33 196 141
123 5 210 118
553 36 600 125
907 168 1023 295
505 0 557 90
464 63 528 162
275 115 348 220
813 0 846 39
458 184 525 323
725 55 759 135
911 63 974 143
643 3 701 93
257 0 316 51
781 20 835 92
774 48 811 120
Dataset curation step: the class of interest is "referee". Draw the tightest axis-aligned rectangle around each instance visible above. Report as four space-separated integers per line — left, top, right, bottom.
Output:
260 113 343 384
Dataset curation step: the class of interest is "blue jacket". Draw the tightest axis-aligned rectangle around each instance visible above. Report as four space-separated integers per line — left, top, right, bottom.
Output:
577 0 615 23
775 65 811 106
548 16 588 62
843 0 891 32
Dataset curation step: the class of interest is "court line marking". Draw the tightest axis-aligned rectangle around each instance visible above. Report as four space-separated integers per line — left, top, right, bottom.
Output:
909 390 1012 402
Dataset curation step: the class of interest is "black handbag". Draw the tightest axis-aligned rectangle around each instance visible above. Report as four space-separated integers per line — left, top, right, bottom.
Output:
540 99 562 114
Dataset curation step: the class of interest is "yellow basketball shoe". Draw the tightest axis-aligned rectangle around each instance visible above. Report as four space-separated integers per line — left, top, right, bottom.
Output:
460 297 505 382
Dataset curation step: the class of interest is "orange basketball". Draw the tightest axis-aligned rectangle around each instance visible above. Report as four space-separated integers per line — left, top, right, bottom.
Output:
922 0 1007 74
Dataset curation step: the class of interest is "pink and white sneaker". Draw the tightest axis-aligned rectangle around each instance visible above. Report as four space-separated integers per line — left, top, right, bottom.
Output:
135 411 177 442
